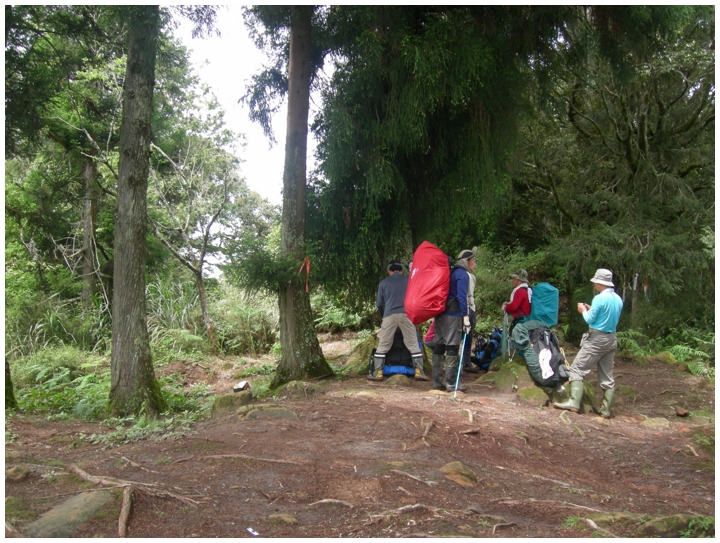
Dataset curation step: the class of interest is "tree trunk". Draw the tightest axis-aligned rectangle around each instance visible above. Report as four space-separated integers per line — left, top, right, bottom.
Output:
195 270 220 354
631 272 639 329
109 6 166 417
6 359 18 410
81 157 99 308
273 6 333 387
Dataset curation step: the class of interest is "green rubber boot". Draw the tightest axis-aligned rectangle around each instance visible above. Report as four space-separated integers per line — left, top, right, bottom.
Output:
431 354 445 390
597 388 615 418
553 381 584 412
445 355 466 392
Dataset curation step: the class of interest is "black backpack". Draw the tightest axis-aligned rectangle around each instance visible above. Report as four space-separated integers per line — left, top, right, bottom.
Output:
528 326 568 383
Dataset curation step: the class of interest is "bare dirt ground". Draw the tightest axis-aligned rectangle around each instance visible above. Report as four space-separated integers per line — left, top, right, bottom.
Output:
5 334 715 538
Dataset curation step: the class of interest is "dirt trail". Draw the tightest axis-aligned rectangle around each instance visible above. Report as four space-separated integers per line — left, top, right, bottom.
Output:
5 338 715 538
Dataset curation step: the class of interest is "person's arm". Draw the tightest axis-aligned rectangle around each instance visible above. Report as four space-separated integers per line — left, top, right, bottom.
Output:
376 282 385 316
457 271 469 316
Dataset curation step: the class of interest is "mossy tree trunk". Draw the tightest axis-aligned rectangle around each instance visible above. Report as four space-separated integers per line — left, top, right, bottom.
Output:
109 5 167 417
273 6 333 387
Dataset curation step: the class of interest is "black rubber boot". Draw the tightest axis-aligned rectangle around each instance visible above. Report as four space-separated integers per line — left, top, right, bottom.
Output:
431 354 445 390
445 355 466 392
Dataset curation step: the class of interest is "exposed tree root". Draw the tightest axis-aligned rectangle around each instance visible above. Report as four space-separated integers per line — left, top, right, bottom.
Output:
118 486 134 537
582 517 619 537
309 498 354 508
202 454 306 465
69 464 199 506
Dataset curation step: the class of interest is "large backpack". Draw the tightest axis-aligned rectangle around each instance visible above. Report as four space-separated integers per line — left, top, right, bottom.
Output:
529 282 559 328
405 241 450 325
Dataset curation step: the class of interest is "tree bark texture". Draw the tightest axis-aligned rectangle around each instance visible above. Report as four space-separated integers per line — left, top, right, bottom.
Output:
81 157 99 308
110 5 166 416
195 271 220 353
274 6 332 386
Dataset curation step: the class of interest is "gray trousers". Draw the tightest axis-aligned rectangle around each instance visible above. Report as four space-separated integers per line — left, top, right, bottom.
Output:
567 330 617 390
376 313 421 355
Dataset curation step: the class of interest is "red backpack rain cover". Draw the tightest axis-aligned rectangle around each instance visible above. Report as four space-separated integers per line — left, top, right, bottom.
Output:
405 241 450 325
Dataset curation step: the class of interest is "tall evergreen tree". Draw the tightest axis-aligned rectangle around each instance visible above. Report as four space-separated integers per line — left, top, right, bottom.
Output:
109 5 167 416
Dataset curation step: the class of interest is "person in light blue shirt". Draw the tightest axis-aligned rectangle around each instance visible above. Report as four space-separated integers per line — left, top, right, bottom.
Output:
554 269 624 418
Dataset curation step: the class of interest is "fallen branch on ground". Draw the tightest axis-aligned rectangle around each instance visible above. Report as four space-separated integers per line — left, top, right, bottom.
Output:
309 499 354 508
462 409 474 424
582 518 618 537
202 454 306 465
118 486 134 537
460 428 481 435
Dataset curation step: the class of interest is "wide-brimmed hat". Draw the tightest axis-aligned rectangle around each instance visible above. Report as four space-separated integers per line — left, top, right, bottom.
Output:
591 268 614 287
456 246 477 261
509 269 528 283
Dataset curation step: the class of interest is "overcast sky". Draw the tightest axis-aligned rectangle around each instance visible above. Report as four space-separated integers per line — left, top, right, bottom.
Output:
174 6 289 206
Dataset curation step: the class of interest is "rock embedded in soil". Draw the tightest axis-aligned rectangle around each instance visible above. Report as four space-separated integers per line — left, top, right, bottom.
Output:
635 514 709 537
244 407 299 421
640 417 671 429
23 491 116 538
211 390 252 417
279 380 325 399
5 466 31 483
439 461 477 487
385 374 414 386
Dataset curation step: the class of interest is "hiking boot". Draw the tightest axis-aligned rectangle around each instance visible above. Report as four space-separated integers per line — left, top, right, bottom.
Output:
463 363 480 374
552 380 583 412
445 355 466 392
431 354 445 390
367 354 385 380
413 355 429 381
597 387 615 418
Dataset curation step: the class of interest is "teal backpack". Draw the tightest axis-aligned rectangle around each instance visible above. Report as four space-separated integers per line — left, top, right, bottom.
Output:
529 282 559 328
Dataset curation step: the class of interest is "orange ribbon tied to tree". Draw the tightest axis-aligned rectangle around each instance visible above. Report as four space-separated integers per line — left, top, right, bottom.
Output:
298 257 311 293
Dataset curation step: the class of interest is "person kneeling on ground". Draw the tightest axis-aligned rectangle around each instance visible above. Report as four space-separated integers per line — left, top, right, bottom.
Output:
553 269 623 417
370 261 428 381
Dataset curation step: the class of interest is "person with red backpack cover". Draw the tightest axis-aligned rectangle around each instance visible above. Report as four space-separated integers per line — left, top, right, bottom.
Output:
432 247 476 392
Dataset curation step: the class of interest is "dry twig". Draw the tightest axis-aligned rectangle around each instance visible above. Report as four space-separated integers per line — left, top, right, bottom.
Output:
389 470 436 486
171 455 195 465
493 522 516 534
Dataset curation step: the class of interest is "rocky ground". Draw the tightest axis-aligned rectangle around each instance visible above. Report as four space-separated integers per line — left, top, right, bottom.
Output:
5 334 715 538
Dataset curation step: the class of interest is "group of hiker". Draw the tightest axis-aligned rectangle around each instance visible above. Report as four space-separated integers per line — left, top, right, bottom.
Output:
370 246 624 418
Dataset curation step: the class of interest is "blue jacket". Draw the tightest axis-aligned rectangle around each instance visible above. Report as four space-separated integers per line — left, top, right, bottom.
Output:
583 288 623 333
442 266 469 317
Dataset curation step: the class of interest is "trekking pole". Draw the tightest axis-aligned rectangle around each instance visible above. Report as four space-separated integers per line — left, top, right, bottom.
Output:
454 332 467 399
501 312 508 363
